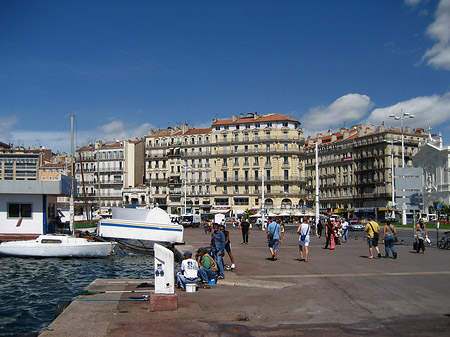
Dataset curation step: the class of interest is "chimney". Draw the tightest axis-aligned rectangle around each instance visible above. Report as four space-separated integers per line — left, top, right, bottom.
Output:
254 112 259 120
232 114 237 122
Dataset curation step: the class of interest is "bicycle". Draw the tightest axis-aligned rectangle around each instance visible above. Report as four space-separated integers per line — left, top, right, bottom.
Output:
437 231 450 249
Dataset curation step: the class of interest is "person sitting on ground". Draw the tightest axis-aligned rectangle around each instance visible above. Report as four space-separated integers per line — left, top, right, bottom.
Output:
196 248 218 284
220 224 236 269
176 251 199 290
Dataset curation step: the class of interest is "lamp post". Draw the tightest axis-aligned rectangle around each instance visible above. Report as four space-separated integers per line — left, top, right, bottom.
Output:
315 142 320 236
390 109 415 225
385 139 400 219
183 164 191 216
261 169 266 230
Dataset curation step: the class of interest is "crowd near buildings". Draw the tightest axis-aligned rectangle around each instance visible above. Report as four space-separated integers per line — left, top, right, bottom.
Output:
1 112 450 222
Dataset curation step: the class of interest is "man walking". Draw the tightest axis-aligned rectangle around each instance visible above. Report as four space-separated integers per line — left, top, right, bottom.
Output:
210 223 226 279
240 218 250 244
365 217 381 259
341 218 349 242
266 218 282 261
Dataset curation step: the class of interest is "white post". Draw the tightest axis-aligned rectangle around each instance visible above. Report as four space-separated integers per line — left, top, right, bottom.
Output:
69 115 75 236
261 169 265 230
390 143 396 219
183 164 188 215
315 142 320 235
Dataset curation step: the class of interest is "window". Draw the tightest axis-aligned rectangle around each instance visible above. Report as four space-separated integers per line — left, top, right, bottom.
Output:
283 156 289 165
8 203 32 218
284 184 289 193
266 144 270 152
284 144 288 152
234 171 239 181
254 145 258 153
284 170 289 180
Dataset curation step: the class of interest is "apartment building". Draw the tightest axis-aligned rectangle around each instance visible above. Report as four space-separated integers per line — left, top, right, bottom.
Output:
75 139 145 214
0 145 51 181
210 112 306 217
304 124 429 220
145 125 212 214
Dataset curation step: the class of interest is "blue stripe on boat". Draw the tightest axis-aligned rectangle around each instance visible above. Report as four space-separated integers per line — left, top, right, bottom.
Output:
101 222 183 232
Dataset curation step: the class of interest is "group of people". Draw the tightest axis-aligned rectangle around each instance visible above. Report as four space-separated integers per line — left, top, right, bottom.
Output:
177 223 236 290
179 216 430 290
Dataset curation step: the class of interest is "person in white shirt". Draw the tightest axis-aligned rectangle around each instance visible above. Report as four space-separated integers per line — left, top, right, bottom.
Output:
176 251 199 290
296 218 311 262
341 218 349 243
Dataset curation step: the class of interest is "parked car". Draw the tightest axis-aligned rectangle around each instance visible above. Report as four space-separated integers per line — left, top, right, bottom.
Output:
350 221 364 231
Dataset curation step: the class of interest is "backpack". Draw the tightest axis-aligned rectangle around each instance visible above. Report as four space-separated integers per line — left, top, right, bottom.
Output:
205 253 218 272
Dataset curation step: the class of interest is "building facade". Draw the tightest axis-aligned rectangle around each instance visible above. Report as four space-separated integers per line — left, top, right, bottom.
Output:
145 125 212 214
75 140 145 215
413 133 450 213
304 124 429 220
0 146 51 181
210 113 306 217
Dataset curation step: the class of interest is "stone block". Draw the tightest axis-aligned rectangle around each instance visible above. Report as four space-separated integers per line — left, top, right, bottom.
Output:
149 293 178 311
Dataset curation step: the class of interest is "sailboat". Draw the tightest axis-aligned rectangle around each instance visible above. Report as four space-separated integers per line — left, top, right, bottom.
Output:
0 115 114 258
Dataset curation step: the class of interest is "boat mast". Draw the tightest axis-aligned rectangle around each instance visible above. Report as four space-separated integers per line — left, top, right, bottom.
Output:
70 114 75 236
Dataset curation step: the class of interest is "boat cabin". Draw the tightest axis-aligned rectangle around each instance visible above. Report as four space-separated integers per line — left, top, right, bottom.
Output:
0 177 74 241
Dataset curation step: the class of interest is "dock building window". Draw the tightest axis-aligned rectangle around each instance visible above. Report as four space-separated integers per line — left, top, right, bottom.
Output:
8 203 32 218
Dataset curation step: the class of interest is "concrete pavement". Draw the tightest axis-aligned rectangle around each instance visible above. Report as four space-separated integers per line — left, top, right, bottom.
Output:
41 226 450 336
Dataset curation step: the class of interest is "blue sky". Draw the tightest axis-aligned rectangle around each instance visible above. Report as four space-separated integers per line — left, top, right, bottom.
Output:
1 0 450 153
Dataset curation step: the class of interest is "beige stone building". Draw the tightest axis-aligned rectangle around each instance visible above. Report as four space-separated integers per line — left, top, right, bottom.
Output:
304 124 429 220
145 125 212 214
210 112 306 217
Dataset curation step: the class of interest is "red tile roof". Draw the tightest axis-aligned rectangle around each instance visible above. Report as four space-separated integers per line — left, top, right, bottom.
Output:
212 113 299 126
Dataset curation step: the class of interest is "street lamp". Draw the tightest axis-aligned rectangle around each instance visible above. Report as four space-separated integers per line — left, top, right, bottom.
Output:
389 109 415 168
384 139 400 219
183 164 192 216
260 169 266 230
390 109 415 225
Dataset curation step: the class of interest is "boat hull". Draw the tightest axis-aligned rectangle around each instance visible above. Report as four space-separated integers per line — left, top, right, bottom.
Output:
0 234 114 258
99 219 184 243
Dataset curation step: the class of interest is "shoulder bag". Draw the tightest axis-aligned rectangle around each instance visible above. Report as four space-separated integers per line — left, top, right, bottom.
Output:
369 222 379 240
300 225 309 241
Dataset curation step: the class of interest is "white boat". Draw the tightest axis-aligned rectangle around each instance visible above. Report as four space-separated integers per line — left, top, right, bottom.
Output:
0 234 113 258
0 115 115 258
99 207 184 243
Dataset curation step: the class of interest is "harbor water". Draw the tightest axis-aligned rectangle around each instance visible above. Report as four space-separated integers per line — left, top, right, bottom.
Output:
0 247 168 337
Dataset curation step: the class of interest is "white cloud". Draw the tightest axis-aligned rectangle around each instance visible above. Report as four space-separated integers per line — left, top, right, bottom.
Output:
6 118 155 153
423 0 450 70
365 92 450 128
404 0 423 7
0 115 18 142
301 94 374 137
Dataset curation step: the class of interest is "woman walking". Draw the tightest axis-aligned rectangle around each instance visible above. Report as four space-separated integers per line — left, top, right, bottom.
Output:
324 218 335 250
382 220 397 259
415 218 428 254
297 218 311 262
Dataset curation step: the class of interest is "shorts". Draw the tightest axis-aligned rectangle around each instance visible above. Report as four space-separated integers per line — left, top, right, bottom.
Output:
268 239 279 251
299 240 310 247
225 243 232 254
367 238 378 247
